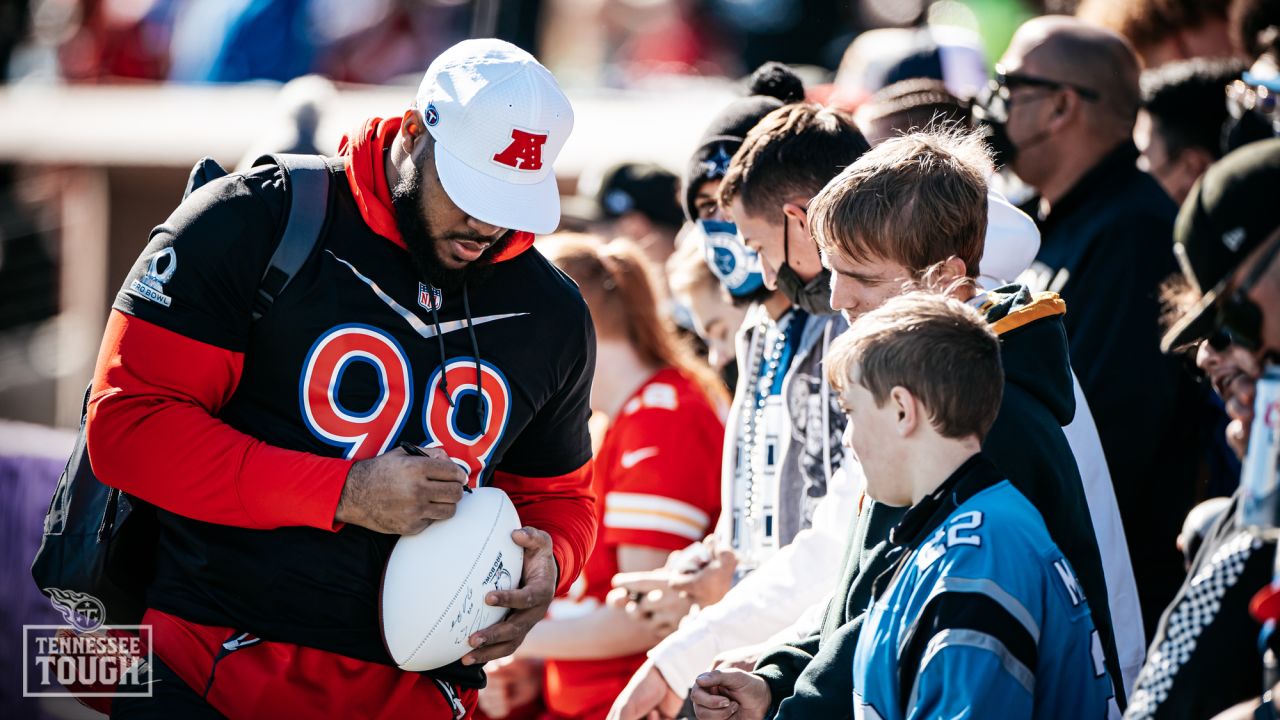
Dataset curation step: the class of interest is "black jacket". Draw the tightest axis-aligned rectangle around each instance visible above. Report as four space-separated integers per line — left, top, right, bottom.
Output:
1032 142 1209 631
753 287 1124 718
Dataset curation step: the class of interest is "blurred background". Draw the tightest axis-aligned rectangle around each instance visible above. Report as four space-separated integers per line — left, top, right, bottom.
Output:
0 1 1264 718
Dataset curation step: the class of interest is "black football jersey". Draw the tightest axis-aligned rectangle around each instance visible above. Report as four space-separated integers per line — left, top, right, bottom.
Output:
112 160 595 664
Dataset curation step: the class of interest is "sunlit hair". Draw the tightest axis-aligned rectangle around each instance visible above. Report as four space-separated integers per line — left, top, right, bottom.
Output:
541 234 729 407
1158 274 1205 354
718 103 870 217
810 128 991 279
826 292 1004 441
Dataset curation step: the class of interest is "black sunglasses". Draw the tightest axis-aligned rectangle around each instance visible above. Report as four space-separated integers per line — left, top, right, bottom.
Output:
1206 327 1239 352
993 68 1100 102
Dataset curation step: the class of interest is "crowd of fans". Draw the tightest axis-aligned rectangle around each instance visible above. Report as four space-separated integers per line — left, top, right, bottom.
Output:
459 0 1280 718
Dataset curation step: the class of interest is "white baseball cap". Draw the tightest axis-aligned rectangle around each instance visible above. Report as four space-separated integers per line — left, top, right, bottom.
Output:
416 39 573 235
978 190 1040 290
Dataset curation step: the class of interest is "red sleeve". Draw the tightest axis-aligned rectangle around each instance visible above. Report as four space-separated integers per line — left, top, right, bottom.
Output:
600 404 722 552
86 310 352 530
490 463 597 597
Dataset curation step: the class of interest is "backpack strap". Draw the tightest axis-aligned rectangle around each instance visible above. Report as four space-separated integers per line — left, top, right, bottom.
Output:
184 156 229 200
251 154 332 321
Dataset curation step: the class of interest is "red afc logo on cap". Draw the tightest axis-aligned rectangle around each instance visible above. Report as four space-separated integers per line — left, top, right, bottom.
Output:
492 129 548 171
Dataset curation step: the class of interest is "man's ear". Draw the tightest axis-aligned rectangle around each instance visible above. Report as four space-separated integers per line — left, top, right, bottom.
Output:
782 201 808 231
1046 90 1078 132
890 386 918 437
400 108 426 154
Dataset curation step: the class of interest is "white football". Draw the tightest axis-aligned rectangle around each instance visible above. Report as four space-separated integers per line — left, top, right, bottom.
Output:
380 486 523 671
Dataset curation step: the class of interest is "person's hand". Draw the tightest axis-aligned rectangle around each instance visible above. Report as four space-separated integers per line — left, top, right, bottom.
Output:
1219 363 1257 458
604 583 684 644
1224 376 1258 458
477 656 542 718
691 669 770 720
607 658 684 720
669 537 737 607
461 527 558 665
710 643 764 672
335 446 467 534
611 570 694 637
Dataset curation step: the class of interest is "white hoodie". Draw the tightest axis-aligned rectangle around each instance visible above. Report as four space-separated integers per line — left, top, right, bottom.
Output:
982 192 1145 700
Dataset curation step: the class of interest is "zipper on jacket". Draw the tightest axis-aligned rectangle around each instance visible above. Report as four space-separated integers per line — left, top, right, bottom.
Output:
98 488 120 542
433 677 466 719
202 631 261 700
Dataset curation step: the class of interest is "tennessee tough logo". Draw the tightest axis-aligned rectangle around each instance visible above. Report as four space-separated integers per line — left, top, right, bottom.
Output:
492 129 548 171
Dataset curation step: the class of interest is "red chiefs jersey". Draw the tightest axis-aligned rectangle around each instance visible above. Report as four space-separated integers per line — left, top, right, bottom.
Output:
542 367 724 719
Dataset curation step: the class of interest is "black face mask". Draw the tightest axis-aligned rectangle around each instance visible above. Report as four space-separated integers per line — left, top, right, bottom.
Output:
776 214 836 316
977 117 1019 169
974 94 1052 171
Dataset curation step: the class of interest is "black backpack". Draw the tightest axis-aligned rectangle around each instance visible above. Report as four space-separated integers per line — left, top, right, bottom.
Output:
31 154 331 625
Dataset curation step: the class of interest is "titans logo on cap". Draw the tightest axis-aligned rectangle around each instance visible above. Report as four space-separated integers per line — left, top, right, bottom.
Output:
424 104 440 127
698 220 764 297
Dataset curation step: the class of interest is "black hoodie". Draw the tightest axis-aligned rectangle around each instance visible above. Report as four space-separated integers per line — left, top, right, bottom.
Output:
753 286 1124 718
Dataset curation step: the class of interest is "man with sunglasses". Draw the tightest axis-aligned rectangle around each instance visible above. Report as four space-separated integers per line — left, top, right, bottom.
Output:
979 16 1212 636
1121 138 1280 719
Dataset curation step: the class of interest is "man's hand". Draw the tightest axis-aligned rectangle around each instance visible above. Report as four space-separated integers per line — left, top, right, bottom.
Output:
612 570 695 637
607 658 684 720
335 446 467 535
1224 374 1257 458
691 669 770 720
461 527 557 665
669 537 737 607
477 656 543 718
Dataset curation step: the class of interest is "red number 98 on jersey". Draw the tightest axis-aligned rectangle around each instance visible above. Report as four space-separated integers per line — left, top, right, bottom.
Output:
300 324 511 484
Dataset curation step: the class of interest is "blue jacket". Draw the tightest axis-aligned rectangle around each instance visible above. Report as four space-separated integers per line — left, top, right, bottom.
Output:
851 455 1112 720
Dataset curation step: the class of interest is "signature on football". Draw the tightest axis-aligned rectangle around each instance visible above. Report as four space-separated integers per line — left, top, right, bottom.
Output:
449 587 486 646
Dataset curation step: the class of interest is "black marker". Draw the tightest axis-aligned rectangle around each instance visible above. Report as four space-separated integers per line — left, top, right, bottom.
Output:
399 441 473 493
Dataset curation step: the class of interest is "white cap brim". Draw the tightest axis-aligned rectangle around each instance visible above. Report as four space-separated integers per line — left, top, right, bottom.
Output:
977 189 1040 291
433 142 561 236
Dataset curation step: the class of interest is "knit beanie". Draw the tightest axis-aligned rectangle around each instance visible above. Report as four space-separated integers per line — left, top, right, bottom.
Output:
682 62 805 220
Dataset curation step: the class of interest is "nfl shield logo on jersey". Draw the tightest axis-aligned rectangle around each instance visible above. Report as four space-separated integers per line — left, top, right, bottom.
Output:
418 283 443 312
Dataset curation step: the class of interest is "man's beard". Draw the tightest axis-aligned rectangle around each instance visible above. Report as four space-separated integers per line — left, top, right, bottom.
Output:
390 161 513 292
